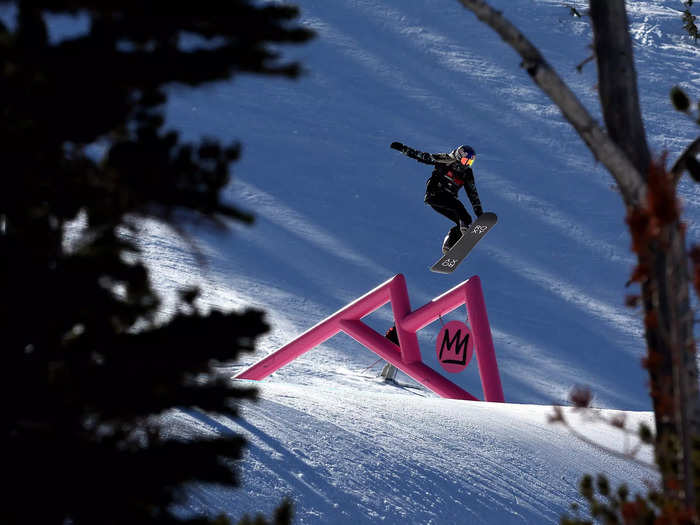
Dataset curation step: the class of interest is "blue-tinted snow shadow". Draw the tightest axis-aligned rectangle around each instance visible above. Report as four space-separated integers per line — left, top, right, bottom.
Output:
179 401 570 525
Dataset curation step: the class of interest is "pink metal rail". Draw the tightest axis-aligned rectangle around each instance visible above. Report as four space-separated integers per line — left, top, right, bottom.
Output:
235 274 504 402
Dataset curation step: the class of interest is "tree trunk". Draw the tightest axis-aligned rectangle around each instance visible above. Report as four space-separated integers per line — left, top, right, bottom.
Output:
589 0 650 173
456 0 700 512
590 0 700 510
643 223 700 509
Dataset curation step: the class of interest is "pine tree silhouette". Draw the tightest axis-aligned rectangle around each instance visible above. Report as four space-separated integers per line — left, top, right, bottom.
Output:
0 2 312 523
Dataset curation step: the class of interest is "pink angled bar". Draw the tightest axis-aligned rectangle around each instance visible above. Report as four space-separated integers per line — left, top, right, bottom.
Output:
235 274 504 402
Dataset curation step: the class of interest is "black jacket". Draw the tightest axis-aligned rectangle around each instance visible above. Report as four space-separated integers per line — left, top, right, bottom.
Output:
399 145 483 216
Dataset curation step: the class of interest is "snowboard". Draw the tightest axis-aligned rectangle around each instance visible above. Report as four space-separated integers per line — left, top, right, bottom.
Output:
430 212 498 274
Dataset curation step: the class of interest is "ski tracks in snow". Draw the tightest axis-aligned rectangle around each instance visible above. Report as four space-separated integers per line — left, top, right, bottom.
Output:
230 180 389 278
172 383 655 524
487 245 643 346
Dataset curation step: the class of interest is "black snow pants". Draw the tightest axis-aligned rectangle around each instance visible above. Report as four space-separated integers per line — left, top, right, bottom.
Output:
425 192 472 230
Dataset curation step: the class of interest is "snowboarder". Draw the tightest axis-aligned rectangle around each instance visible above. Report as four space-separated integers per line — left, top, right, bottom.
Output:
390 142 484 253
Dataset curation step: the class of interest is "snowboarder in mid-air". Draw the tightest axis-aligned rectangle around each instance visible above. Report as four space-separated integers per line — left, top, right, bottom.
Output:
390 141 484 253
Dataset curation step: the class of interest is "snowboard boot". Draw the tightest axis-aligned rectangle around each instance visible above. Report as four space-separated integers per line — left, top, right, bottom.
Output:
381 362 398 381
442 225 463 254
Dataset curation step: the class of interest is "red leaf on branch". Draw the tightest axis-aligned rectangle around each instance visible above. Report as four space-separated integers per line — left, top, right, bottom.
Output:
569 386 593 408
626 206 652 254
625 294 641 307
644 310 659 330
647 156 680 227
629 263 650 284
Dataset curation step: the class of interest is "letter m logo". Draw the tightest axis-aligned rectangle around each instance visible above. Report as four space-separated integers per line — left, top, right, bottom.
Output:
439 328 469 366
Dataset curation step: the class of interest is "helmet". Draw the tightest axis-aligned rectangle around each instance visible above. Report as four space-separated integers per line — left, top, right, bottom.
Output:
451 145 476 167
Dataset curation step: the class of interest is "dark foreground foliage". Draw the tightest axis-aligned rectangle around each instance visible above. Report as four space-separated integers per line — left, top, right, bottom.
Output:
0 2 312 523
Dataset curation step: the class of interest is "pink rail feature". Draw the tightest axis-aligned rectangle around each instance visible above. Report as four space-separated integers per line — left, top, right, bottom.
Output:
235 274 504 402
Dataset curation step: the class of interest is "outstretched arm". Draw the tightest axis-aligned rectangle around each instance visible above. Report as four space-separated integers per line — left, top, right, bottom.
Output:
390 142 451 165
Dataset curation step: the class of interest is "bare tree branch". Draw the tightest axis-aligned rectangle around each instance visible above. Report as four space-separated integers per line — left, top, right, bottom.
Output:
551 407 658 472
575 53 594 73
456 0 645 207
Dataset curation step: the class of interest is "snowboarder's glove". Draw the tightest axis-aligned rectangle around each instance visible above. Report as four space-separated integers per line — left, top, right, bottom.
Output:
474 206 484 217
390 142 406 152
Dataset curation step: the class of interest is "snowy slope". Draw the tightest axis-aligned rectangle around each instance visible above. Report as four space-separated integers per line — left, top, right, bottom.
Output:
18 0 698 523
158 0 700 411
139 1 700 522
174 385 655 524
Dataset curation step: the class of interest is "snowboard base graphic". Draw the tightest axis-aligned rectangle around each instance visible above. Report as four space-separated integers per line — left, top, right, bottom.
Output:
430 212 498 274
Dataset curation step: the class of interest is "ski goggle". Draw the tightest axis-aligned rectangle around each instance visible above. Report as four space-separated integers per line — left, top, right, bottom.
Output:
460 153 476 167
